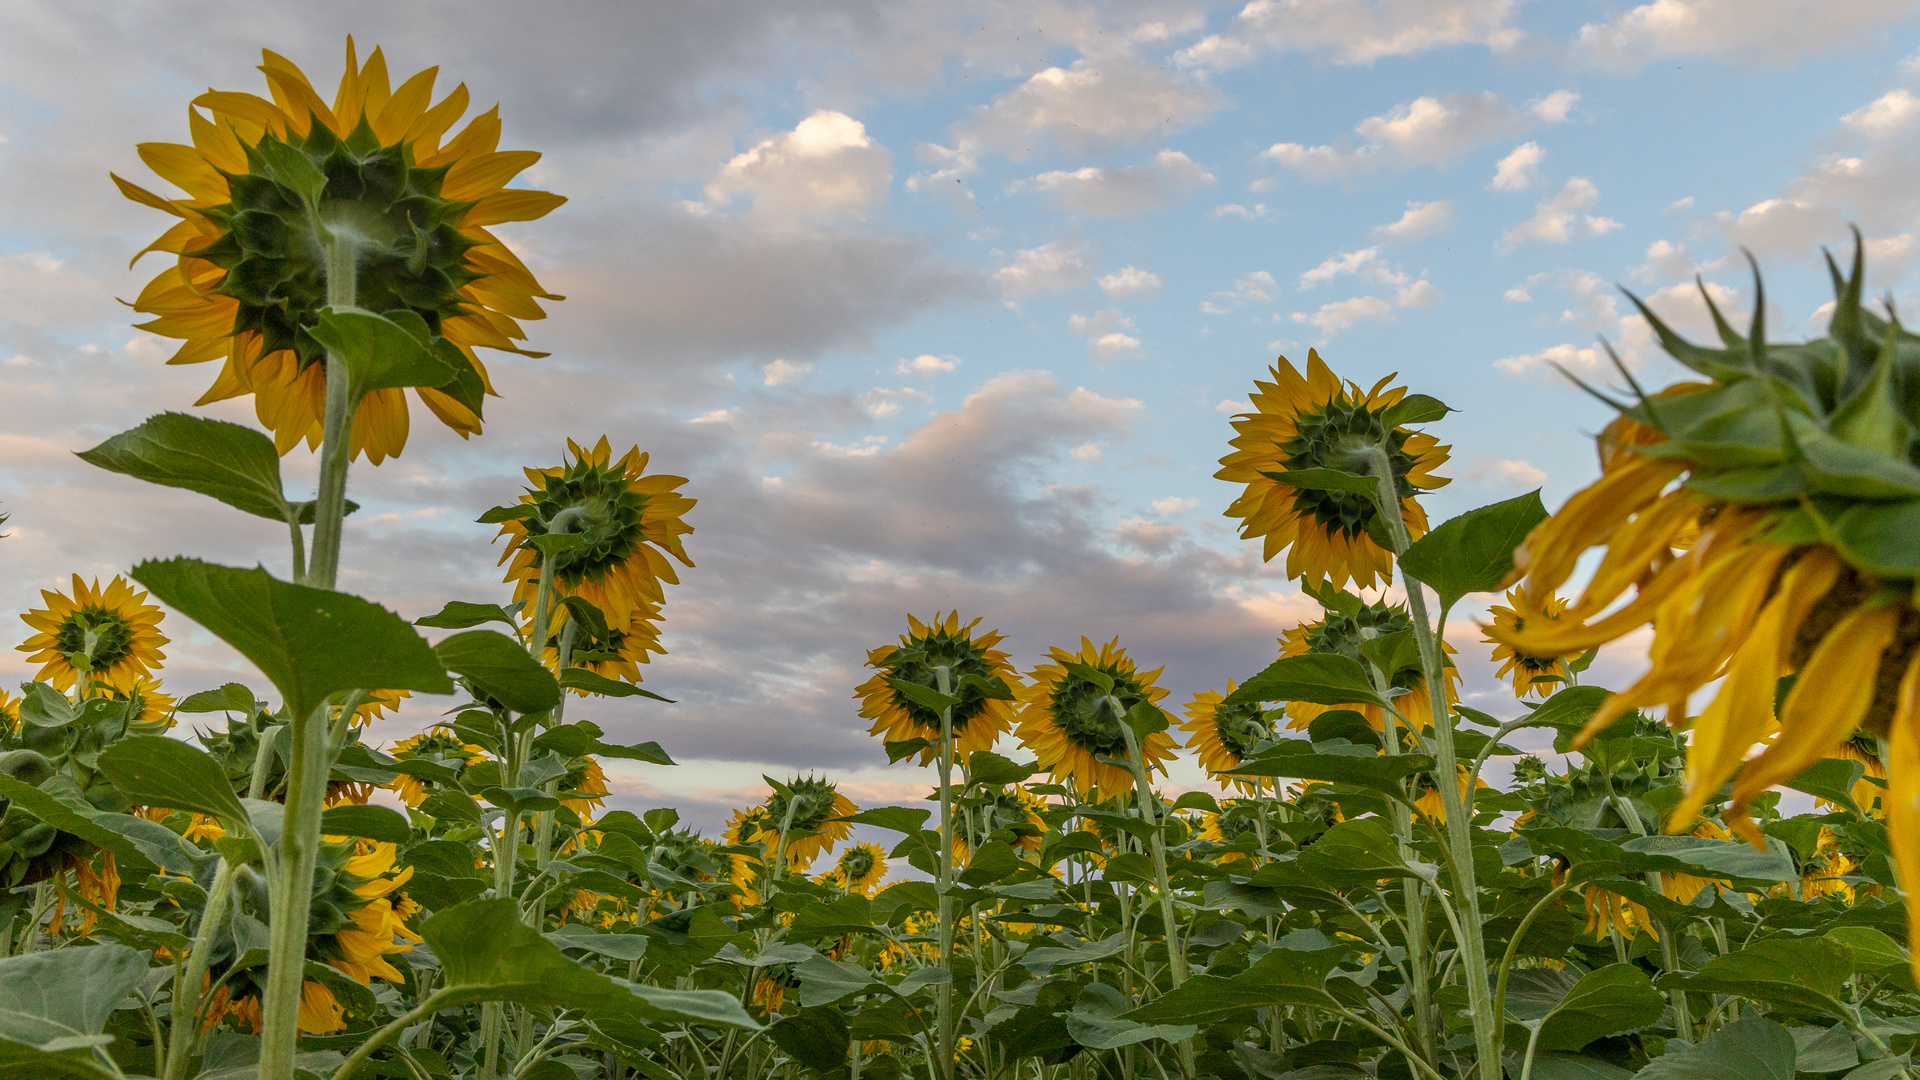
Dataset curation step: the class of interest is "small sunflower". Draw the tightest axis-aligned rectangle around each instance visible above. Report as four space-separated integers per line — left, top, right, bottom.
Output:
820 841 890 895
561 756 608 817
1410 765 1487 823
538 610 663 691
1198 800 1266 863
857 612 1022 766
1178 681 1277 793
1014 638 1178 801
1484 589 1573 700
117 38 565 463
761 777 857 872
493 437 695 636
0 689 17 733
110 676 176 728
386 727 487 807
1832 734 1889 818
1277 588 1459 734
1216 350 1451 590
953 787 1048 865
17 575 168 693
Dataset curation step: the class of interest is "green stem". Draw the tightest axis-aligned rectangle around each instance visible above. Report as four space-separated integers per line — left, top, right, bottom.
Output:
1361 445 1500 1080
286 511 307 584
305 235 358 590
1492 880 1575 1032
1612 795 1694 1041
165 858 239 1080
332 987 464 1080
1116 715 1195 1079
934 665 956 1080
535 618 577 873
257 700 333 1080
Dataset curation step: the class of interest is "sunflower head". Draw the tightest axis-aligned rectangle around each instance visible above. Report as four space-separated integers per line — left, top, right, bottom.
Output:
1199 800 1266 863
827 841 890 894
1014 637 1178 801
538 605 664 692
760 776 857 872
1279 580 1458 732
1179 681 1276 792
857 612 1021 766
1216 350 1451 590
118 39 566 462
17 575 168 693
560 756 608 817
1485 589 1575 700
385 726 487 807
493 437 695 635
955 787 1048 864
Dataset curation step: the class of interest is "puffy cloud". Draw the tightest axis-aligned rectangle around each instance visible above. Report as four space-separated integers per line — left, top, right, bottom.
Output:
1844 89 1920 139
1177 0 1523 70
896 354 962 377
1202 271 1279 313
1576 0 1920 70
1068 310 1145 366
993 241 1092 296
1493 342 1613 378
857 387 933 417
1463 458 1549 487
1022 150 1213 218
1151 496 1198 514
1529 90 1581 123
762 359 814 386
1301 247 1388 288
1373 200 1458 242
1488 142 1545 192
703 110 893 220
1209 203 1272 221
1264 91 1569 180
1098 266 1165 302
1291 296 1396 335
1499 178 1623 250
1397 279 1441 307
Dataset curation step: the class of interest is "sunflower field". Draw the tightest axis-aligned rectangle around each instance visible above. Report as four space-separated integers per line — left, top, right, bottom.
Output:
7 36 1920 1080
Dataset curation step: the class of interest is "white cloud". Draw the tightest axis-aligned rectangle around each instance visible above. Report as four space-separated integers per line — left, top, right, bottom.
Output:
1489 142 1545 192
1397 279 1442 307
1023 150 1214 218
1216 399 1243 414
1577 0 1920 70
1301 247 1384 288
1292 296 1396 335
1500 178 1622 250
1636 239 1696 281
1373 200 1458 242
1098 266 1165 301
1203 271 1279 313
1464 458 1549 487
1071 442 1104 462
1209 203 1272 221
1668 196 1696 212
1842 89 1920 139
704 111 893 220
1264 91 1562 180
1068 310 1145 365
858 387 934 418
762 359 813 386
896 354 962 377
688 409 737 424
1530 90 1581 123
1504 286 1532 302
1152 496 1199 515
994 241 1091 296
1176 0 1523 70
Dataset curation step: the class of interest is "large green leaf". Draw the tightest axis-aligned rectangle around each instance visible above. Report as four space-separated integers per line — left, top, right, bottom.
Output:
128 558 453 722
76 413 288 521
415 601 518 631
529 722 676 765
318 804 411 844
0 776 202 874
1066 983 1196 1049
308 306 454 403
0 1040 122 1080
1831 500 1920 577
434 629 561 714
1225 738 1432 794
1634 1011 1795 1080
0 943 148 1069
1221 654 1387 710
558 668 674 702
424 898 759 1028
1533 964 1664 1052
769 1009 851 1070
1122 940 1341 1023
1659 937 1853 1014
1398 490 1548 610
95 735 249 828
1289 818 1415 885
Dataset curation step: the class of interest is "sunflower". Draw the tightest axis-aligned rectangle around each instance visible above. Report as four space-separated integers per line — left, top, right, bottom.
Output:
953 787 1048 865
1014 638 1178 801
351 688 410 726
0 688 16 733
108 676 176 728
857 612 1022 766
1410 765 1487 823
1490 244 1920 854
386 727 487 807
1179 681 1277 793
1198 800 1266 863
1278 588 1458 735
493 437 695 636
117 38 565 463
537 608 663 691
1831 734 1889 818
1484 589 1573 700
17 575 167 693
1217 350 1451 590
820 841 890 895
762 777 857 872
561 756 608 817
1579 820 1729 940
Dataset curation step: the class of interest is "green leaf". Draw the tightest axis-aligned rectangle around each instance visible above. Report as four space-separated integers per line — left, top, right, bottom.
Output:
1121 940 1341 1024
434 629 561 714
837 807 932 835
1226 738 1432 795
558 596 611 641
14 685 74 728
1267 467 1380 494
1533 964 1664 1052
1830 500 1920 577
76 413 288 520
1221 654 1387 710
318 804 411 843
1827 926 1907 970
1398 490 1548 610
884 738 931 764
1522 1055 1633 1080
558 668 674 702
1017 934 1130 974
1783 757 1868 815
175 682 259 714
770 1009 850 1070
887 677 962 714
544 925 650 963
127 558 453 722
1122 701 1170 741
415 601 518 631
0 943 148 1039
95 735 249 827
1618 835 1797 883
529 721 676 766
793 955 874 1007
1356 630 1422 680
480 786 560 813
0 775 201 874
1659 937 1853 1014
424 898 759 1027
308 306 453 403
1066 983 1196 1049
1634 1011 1795 1080
957 841 1021 886
1380 393 1454 427
968 751 1035 785
1289 818 1415 885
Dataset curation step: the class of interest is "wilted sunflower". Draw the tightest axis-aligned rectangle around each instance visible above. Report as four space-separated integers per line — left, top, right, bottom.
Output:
117 39 565 463
386 727 487 806
820 841 890 895
1179 681 1277 793
1484 589 1573 700
1278 584 1458 734
17 575 168 693
857 612 1021 766
1217 350 1451 590
1014 638 1178 801
493 437 695 636
1491 243 1920 852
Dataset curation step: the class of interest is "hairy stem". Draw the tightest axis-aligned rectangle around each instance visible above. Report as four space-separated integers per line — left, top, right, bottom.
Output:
934 664 957 1080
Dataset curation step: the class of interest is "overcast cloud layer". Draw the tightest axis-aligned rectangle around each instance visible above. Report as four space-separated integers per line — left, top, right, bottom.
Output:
5 0 1920 830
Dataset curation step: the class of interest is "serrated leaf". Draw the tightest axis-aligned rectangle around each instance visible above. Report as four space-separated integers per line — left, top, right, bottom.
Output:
415 601 518 631
558 668 674 702
435 629 561 714
1634 1011 1794 1080
1398 490 1549 610
95 735 250 828
76 413 288 520
175 682 259 714
1221 654 1386 710
1534 964 1664 1052
308 306 453 403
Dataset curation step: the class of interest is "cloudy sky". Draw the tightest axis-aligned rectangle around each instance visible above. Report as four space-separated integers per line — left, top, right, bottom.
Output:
4 0 1918 833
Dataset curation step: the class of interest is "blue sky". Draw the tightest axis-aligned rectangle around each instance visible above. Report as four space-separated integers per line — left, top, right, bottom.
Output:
3 0 1919 831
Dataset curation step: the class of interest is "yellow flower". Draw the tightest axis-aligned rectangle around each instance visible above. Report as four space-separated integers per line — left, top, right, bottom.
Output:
1410 765 1487 823
953 787 1048 865
385 727 487 806
0 688 16 732
116 38 565 463
1832 735 1889 818
1014 637 1178 801
763 778 857 872
1277 593 1459 735
1216 350 1450 590
17 575 168 692
111 676 176 727
1178 680 1276 793
1199 801 1265 863
1484 589 1573 700
821 841 890 894
561 756 608 817
537 613 662 691
857 612 1021 766
494 437 695 637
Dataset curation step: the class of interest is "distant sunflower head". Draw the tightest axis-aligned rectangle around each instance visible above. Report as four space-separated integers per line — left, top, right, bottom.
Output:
1485 588 1574 700
117 38 566 463
561 756 608 817
493 437 695 636
1199 800 1265 863
1178 681 1275 793
17 575 168 693
1216 350 1451 590
955 787 1048 864
1014 637 1178 801
827 841 890 894
537 607 664 692
857 612 1021 766
1278 581 1458 733
385 726 486 807
761 776 857 871
112 676 177 729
